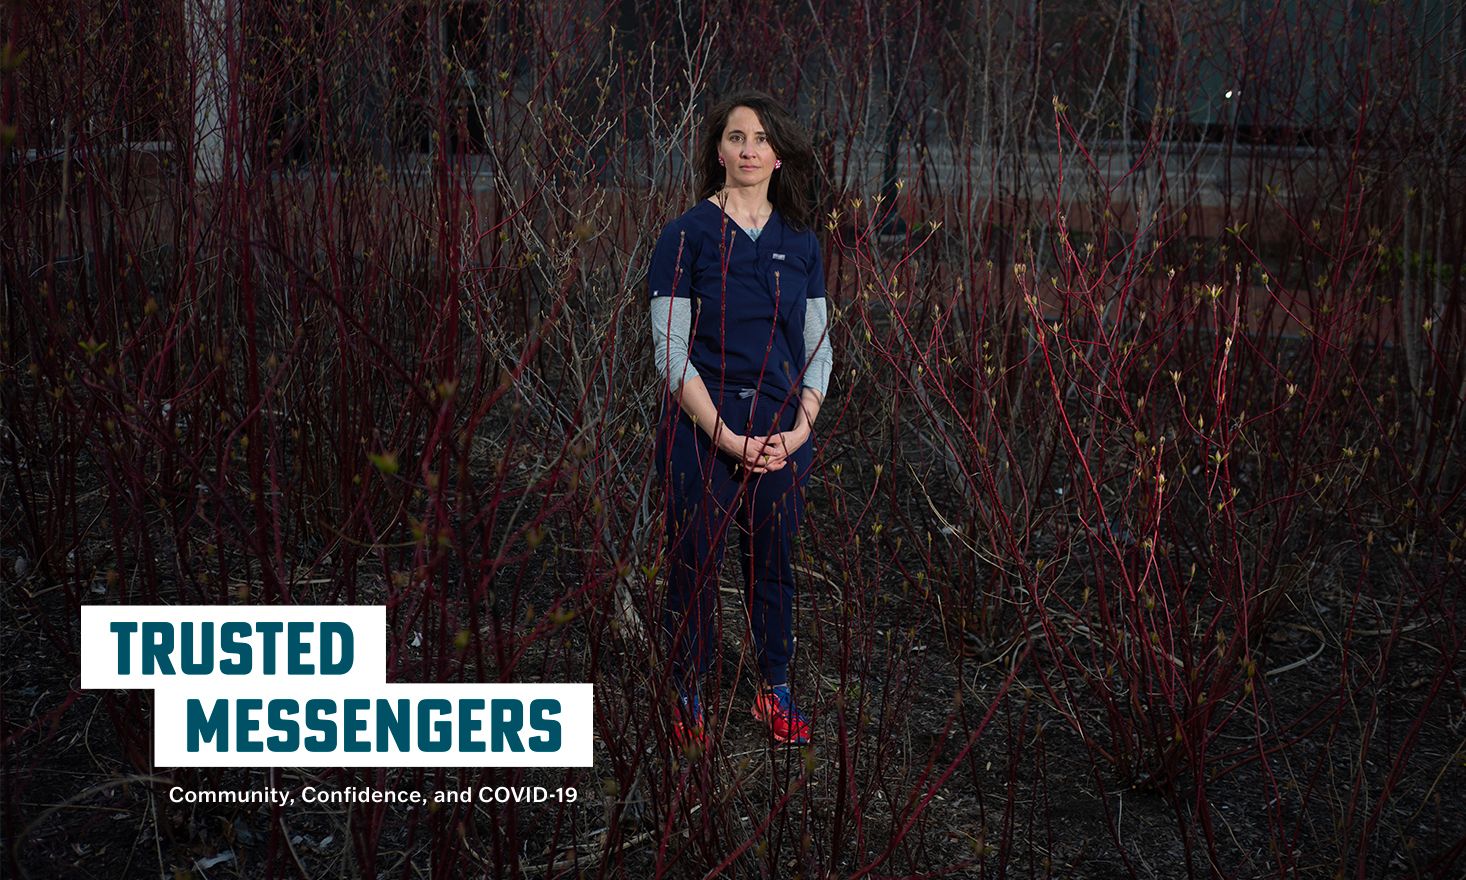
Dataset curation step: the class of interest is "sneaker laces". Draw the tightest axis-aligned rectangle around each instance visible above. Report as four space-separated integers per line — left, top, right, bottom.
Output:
761 683 806 722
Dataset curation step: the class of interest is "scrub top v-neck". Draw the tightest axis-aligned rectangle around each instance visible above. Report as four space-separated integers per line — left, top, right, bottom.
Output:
648 198 826 404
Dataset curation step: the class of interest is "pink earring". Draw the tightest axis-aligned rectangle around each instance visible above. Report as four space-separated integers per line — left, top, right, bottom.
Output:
774 159 782 169
718 157 725 166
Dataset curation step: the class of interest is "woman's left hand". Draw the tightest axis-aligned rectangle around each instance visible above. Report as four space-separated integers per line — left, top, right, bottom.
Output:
762 426 811 463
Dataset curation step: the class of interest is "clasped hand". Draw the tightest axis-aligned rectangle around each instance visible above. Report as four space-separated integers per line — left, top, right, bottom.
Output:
719 427 808 474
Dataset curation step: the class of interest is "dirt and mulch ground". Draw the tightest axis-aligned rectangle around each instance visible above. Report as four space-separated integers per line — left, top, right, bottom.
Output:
3 510 1462 880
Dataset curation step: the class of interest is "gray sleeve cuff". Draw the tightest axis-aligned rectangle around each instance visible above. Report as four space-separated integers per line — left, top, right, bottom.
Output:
802 298 832 397
650 296 698 392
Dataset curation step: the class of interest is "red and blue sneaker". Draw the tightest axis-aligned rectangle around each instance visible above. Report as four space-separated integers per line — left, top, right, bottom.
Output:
671 689 706 753
751 682 811 744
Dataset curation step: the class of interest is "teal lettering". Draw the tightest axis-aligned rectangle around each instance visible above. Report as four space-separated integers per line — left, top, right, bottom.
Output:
342 699 370 752
236 698 263 752
320 622 353 674
256 622 283 674
142 622 175 674
186 698 229 752
180 622 214 674
491 700 525 752
220 622 251 674
304 699 337 751
458 699 486 752
417 699 451 752
268 699 300 751
528 699 561 753
287 622 312 674
376 699 410 752
110 622 137 674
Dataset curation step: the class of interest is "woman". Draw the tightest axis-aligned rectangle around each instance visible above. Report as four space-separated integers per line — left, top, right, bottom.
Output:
647 89 833 748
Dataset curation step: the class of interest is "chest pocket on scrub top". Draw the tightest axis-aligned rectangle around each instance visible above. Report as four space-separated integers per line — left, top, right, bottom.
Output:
764 254 807 324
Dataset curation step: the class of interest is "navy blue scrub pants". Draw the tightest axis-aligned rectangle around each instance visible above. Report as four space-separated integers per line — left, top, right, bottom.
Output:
655 385 814 692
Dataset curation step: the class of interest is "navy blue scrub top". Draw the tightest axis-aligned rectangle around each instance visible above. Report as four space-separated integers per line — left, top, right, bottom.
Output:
648 199 826 403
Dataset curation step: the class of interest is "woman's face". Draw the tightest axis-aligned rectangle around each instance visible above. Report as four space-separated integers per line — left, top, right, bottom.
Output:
717 105 778 189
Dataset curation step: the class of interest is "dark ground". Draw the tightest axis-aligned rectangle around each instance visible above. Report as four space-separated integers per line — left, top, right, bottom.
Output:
3 519 1462 879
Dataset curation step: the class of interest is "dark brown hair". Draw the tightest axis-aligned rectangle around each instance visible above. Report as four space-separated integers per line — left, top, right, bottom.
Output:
695 89 817 232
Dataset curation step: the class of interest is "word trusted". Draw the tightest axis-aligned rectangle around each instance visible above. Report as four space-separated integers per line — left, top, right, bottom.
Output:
81 606 593 767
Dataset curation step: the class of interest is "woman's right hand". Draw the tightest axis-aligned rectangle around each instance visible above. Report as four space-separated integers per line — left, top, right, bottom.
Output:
670 375 787 473
717 431 787 473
